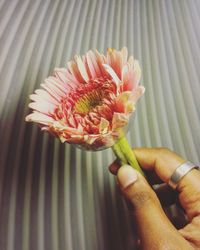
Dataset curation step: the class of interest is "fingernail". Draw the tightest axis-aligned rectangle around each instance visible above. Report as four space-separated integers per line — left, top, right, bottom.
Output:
117 165 138 189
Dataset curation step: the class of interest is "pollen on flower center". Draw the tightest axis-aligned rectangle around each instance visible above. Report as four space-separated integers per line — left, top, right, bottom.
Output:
74 89 103 114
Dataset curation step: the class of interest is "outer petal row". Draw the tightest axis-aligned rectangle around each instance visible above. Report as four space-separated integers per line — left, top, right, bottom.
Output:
122 60 141 91
66 50 109 84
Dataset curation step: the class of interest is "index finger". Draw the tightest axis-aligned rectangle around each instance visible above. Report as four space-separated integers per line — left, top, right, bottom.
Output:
109 147 184 182
114 147 200 220
133 147 185 183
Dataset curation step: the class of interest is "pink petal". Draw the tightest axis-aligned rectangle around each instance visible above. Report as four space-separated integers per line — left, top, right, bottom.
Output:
41 85 62 101
115 91 134 113
122 60 141 91
103 64 121 89
121 47 128 65
66 115 77 128
86 135 98 145
107 48 123 79
133 60 142 81
131 86 145 103
95 50 108 77
60 134 84 144
54 68 68 83
52 121 84 135
25 112 54 125
67 60 85 83
87 51 102 77
128 56 134 68
53 70 74 93
74 55 89 82
59 136 67 143
46 77 67 94
29 100 56 114
77 123 84 132
31 90 59 105
86 51 101 79
41 81 64 100
100 133 115 147
112 112 129 131
65 69 80 85
99 117 110 134
55 124 86 144
82 55 92 79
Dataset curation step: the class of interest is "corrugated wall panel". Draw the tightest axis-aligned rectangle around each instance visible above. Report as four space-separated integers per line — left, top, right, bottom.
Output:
0 1 199 250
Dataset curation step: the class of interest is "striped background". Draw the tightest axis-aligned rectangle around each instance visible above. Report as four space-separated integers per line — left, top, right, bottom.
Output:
0 0 200 249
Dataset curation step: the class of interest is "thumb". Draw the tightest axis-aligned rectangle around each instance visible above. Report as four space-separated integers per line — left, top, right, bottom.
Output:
117 165 189 249
117 164 161 211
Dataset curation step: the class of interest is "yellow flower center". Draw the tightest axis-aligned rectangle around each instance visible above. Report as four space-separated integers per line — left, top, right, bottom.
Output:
74 89 103 114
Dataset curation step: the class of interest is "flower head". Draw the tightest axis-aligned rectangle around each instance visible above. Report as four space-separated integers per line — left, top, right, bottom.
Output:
26 47 145 150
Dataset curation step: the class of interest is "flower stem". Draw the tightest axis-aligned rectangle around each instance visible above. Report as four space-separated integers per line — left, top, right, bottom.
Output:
112 136 145 177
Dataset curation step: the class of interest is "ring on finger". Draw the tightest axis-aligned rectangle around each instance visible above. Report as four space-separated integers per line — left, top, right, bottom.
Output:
168 161 200 190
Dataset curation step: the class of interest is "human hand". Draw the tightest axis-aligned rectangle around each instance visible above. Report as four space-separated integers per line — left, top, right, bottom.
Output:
109 148 200 250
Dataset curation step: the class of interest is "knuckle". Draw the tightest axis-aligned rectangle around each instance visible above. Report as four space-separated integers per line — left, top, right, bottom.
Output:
157 147 171 154
183 191 200 206
188 193 200 216
179 218 200 248
191 192 200 204
129 190 152 210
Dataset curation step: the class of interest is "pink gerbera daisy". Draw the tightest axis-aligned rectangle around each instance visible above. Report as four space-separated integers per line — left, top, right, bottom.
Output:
25 47 145 150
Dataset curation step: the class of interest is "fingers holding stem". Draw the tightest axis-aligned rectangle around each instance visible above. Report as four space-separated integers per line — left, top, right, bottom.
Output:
116 165 192 249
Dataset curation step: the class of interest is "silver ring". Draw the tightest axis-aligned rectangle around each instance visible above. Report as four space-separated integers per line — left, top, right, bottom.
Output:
168 161 199 189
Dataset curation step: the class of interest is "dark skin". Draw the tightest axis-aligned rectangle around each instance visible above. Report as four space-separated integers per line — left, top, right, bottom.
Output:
109 148 200 250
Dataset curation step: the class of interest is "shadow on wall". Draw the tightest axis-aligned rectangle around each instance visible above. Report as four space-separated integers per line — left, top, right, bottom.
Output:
0 107 138 250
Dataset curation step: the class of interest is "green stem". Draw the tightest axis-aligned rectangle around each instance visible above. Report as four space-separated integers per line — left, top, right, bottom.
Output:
112 136 145 177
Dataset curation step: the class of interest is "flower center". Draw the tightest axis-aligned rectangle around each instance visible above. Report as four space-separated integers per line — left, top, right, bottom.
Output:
53 78 117 133
73 89 103 114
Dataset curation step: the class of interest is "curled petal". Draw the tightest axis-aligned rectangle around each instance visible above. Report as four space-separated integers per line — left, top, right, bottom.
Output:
131 86 145 103
99 117 110 134
112 112 129 131
115 91 135 114
60 134 83 144
86 135 98 145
